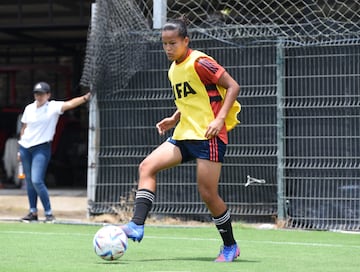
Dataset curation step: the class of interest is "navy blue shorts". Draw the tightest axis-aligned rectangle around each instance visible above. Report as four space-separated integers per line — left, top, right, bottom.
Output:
167 137 226 163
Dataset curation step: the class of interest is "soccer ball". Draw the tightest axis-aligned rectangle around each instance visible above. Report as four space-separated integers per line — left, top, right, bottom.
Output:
93 225 128 261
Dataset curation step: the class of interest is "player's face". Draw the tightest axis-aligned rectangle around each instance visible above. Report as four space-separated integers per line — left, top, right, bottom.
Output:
162 30 189 62
34 92 51 107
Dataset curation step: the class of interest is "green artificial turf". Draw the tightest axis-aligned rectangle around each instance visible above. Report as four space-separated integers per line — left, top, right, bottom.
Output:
0 222 359 272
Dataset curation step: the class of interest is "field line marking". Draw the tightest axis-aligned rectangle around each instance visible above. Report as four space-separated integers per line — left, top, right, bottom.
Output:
1 230 359 249
0 230 91 236
145 236 360 249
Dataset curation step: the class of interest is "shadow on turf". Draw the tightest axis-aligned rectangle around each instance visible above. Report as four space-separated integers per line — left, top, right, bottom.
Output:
100 257 259 263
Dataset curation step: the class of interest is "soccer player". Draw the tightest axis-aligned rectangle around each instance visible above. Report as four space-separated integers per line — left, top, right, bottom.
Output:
122 17 241 262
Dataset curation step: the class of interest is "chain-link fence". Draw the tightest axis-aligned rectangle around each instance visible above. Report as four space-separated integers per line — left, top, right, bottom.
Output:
82 0 360 230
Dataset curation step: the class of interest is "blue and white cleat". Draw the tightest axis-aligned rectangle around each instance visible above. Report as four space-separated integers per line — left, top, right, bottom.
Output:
121 222 144 242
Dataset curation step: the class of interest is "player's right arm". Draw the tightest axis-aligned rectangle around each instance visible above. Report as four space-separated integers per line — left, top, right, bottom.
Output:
156 110 181 135
20 123 26 138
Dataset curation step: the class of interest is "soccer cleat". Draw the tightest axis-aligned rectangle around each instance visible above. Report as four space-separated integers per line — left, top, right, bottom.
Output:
44 214 56 223
21 212 38 222
214 243 240 262
120 222 144 242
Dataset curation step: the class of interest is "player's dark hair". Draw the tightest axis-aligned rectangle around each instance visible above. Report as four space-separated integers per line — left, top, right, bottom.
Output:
162 15 189 38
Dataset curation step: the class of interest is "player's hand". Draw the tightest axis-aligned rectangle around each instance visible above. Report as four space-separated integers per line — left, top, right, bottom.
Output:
83 92 91 102
156 117 177 135
205 118 224 138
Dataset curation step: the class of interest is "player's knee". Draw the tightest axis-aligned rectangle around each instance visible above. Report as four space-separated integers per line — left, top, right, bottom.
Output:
138 159 148 174
138 158 157 176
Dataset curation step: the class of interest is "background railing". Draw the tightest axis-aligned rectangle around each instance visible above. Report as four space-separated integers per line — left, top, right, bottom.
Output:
82 0 360 230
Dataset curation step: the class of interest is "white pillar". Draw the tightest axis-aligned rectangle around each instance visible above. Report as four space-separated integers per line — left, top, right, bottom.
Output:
153 0 167 29
87 2 99 218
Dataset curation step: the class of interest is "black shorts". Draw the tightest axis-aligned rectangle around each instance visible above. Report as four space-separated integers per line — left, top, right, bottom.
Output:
167 137 226 163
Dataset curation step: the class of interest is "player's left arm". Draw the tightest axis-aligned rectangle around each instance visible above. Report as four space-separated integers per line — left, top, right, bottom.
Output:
61 92 91 112
216 71 240 122
205 71 240 137
196 57 240 137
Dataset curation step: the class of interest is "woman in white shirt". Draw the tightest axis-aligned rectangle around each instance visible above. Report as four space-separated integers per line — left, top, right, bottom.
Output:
18 81 90 223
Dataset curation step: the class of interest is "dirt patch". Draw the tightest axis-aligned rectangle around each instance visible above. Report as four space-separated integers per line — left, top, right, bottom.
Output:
0 193 208 226
0 195 87 221
0 190 276 228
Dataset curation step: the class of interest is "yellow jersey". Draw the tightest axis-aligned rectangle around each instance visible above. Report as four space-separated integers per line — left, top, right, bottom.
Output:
168 50 241 142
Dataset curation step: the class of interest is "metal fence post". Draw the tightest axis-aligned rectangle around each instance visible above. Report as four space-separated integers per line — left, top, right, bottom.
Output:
276 39 286 225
